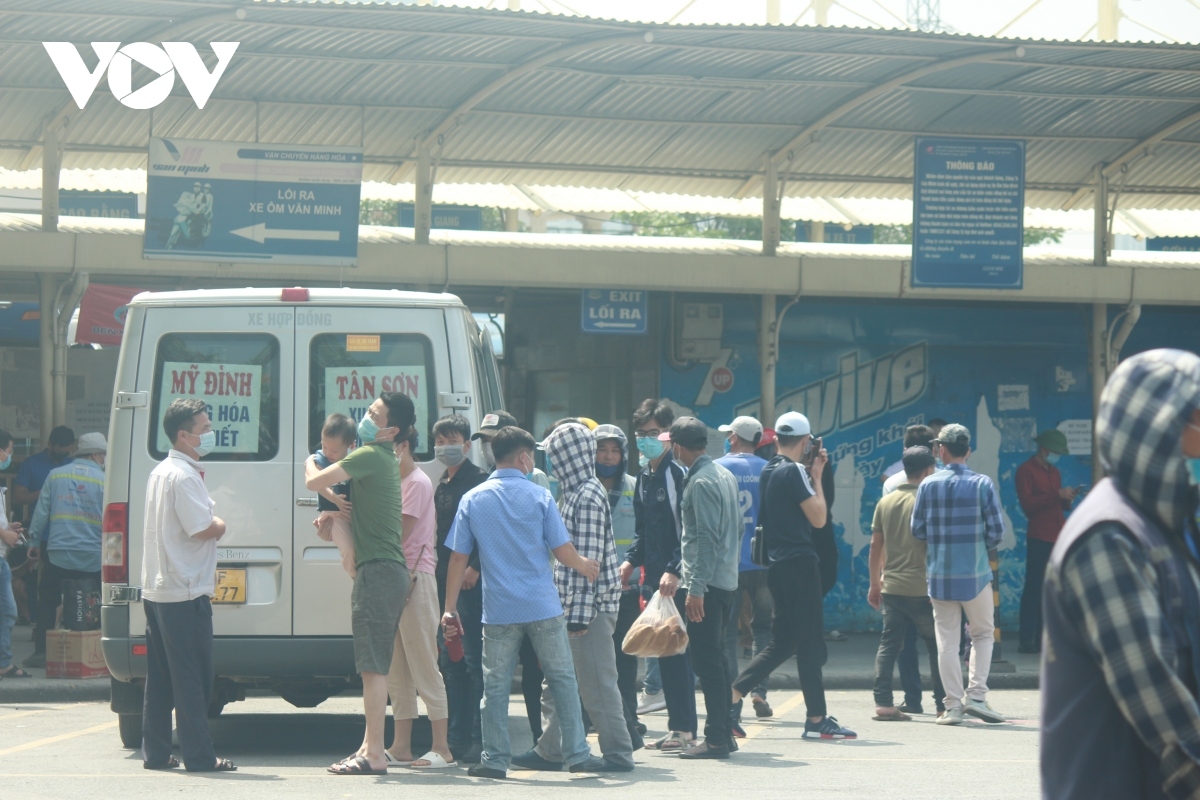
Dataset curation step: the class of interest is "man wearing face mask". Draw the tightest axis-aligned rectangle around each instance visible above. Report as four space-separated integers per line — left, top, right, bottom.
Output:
1015 429 1077 655
22 432 106 670
308 392 413 775
1041 350 1200 799
431 414 487 764
473 411 552 491
142 399 234 772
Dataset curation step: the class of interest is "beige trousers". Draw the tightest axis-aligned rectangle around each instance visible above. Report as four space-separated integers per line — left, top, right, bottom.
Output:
385 570 448 721
931 582 995 711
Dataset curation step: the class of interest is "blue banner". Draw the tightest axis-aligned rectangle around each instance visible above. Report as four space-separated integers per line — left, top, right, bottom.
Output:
398 204 483 231
60 191 138 219
581 289 647 334
144 138 362 267
796 222 874 244
1147 237 1200 252
912 137 1025 289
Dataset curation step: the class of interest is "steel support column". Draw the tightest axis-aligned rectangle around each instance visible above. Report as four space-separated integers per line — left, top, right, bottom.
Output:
414 141 433 245
759 294 777 425
762 154 780 257
38 274 55 443
1090 165 1108 482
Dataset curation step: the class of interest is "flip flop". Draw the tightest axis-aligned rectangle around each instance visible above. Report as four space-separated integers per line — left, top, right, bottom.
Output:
0 667 32 678
328 756 386 775
872 709 912 722
385 752 413 768
410 751 457 769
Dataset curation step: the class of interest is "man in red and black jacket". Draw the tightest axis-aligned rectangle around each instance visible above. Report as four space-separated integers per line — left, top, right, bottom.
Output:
1015 429 1078 654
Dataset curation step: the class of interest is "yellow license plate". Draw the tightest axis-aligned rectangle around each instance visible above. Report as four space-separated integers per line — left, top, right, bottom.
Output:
213 568 247 604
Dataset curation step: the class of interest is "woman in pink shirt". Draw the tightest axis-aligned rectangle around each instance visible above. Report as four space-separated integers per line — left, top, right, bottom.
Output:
386 430 454 769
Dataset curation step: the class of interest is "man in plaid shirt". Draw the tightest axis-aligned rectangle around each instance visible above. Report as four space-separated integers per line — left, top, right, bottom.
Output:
513 422 635 773
911 423 1007 726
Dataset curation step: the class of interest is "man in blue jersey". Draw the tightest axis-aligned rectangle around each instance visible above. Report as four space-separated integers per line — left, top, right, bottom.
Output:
715 416 771 735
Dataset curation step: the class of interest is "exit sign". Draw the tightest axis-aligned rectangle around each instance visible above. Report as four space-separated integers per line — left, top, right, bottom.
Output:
580 289 647 334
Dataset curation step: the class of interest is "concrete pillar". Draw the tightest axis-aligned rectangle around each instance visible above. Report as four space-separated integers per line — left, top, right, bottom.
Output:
810 220 825 243
1098 0 1120 40
1090 165 1109 482
508 0 520 9
814 0 833 25
42 123 62 233
38 273 55 443
503 208 520 232
52 272 88 428
762 155 781 257
759 294 777 425
414 141 432 245
766 0 780 24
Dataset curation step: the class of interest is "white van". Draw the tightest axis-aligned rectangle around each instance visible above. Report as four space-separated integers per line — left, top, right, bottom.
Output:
101 287 503 747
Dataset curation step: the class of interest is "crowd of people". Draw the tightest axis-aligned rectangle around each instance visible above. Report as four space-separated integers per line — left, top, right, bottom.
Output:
5 346 1200 795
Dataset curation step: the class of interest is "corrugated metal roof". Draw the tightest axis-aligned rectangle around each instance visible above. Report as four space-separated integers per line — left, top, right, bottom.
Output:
0 1 1199 211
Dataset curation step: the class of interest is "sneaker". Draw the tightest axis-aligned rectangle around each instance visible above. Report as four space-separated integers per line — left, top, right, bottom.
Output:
731 723 747 739
802 716 857 740
898 702 924 715
511 749 562 772
964 699 1007 724
936 707 964 726
22 651 45 669
751 695 773 718
568 755 607 774
637 690 666 714
467 764 506 779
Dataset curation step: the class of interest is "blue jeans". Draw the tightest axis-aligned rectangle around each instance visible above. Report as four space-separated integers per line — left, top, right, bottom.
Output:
480 615 589 772
0 560 16 670
644 658 662 694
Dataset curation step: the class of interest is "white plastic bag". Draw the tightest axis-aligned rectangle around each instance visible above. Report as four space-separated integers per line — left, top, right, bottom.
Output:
621 590 689 658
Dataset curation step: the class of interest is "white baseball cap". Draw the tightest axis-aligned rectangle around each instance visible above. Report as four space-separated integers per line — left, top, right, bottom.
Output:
718 416 763 444
773 411 811 437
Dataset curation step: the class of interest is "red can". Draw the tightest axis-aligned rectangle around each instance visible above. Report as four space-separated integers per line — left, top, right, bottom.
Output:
445 615 465 662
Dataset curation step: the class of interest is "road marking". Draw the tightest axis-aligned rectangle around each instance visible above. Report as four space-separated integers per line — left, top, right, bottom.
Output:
741 691 806 741
0 706 67 721
0 721 118 756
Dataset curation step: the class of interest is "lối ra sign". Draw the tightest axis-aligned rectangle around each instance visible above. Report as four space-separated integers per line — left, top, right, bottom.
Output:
581 289 648 334
42 42 239 109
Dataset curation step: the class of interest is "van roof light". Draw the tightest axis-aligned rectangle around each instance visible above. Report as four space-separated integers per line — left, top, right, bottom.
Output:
281 287 309 302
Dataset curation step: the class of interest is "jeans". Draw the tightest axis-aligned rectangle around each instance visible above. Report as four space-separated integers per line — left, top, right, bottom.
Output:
724 569 773 724
1019 538 1054 649
440 584 483 750
0 560 16 670
644 658 662 694
932 583 995 710
872 594 945 711
480 615 589 772
536 611 634 767
689 588 734 748
660 591 698 735
33 560 99 652
518 635 544 739
733 556 828 719
142 597 217 770
898 624 922 708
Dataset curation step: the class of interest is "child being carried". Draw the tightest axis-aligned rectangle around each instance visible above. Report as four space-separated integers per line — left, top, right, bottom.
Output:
310 413 357 578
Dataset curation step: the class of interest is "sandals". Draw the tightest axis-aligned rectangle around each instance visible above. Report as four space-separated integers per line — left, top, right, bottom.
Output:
328 755 386 775
0 666 33 678
872 709 913 722
144 756 181 771
651 731 694 752
410 751 457 769
384 751 412 768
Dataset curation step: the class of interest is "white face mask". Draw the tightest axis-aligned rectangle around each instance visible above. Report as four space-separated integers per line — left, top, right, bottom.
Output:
482 440 496 468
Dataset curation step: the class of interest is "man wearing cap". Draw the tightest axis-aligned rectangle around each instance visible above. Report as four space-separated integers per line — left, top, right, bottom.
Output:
661 417 742 759
24 432 106 669
716 415 772 731
732 412 856 740
912 423 1007 725
1015 429 1077 654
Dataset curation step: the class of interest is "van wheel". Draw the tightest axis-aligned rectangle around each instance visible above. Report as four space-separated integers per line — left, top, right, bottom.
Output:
279 687 334 708
118 714 143 749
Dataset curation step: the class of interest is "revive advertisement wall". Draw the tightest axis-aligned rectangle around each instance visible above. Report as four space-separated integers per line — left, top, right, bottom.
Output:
659 298 1200 631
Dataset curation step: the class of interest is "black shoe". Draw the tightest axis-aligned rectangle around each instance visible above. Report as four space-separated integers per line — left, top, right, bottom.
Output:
511 749 563 772
22 651 45 669
1017 643 1040 654
678 741 730 760
467 764 506 779
634 722 647 736
731 723 747 739
729 737 739 753
569 755 607 773
459 743 483 765
596 759 635 772
898 703 924 715
751 696 773 718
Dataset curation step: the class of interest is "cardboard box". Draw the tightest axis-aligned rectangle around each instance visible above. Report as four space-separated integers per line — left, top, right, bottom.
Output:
46 629 109 679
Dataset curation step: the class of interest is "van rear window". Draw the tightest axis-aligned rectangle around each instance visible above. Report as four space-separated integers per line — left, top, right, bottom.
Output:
308 334 435 460
149 333 281 461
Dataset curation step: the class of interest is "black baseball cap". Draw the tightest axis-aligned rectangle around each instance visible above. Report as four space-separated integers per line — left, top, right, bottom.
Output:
659 416 708 450
471 410 519 440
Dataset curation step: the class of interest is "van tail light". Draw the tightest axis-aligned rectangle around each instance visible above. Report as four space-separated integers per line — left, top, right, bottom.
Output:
281 287 309 302
102 502 129 584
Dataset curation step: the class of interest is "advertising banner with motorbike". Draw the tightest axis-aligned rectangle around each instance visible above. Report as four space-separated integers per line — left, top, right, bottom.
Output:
143 137 362 266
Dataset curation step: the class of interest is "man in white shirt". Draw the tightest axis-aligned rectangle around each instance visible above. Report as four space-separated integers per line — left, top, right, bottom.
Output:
141 398 235 772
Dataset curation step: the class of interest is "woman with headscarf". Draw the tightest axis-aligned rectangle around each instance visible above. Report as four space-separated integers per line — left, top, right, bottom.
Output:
1041 349 1200 800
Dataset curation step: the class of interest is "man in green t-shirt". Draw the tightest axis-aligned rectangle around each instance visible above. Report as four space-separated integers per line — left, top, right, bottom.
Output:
866 445 946 722
307 391 414 775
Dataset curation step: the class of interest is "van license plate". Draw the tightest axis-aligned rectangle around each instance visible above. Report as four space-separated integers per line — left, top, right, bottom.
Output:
213 569 247 604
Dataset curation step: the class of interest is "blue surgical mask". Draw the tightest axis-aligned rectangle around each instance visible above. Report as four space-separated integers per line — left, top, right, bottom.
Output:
193 430 216 458
1187 458 1200 488
636 437 665 460
358 415 379 443
723 437 732 454
1046 452 1061 465
0 451 12 470
435 444 466 468
597 462 622 478
934 457 945 469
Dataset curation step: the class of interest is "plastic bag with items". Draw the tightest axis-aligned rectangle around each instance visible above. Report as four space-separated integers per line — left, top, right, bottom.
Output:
621 590 689 658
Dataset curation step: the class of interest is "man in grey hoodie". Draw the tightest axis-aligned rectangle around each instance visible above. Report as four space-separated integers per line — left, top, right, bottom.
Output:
513 422 635 773
661 416 742 760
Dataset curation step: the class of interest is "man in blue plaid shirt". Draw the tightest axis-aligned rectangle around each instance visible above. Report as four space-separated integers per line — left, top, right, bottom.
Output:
911 423 1007 726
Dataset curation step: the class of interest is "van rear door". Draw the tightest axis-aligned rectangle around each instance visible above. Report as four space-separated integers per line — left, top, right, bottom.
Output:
131 307 295 638
292 306 449 636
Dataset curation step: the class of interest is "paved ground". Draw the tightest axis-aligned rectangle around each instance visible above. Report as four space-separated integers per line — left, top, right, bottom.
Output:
0 689 1041 799
0 621 1042 702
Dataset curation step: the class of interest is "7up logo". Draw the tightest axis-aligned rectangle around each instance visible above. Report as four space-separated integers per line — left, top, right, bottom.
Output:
43 42 239 110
